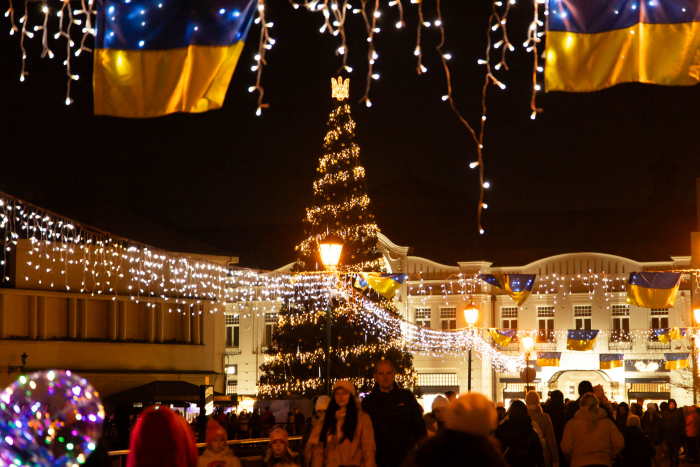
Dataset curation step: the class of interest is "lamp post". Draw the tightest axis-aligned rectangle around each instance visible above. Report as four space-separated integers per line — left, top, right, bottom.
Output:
464 305 479 392
8 352 28 374
319 235 343 395
521 336 536 393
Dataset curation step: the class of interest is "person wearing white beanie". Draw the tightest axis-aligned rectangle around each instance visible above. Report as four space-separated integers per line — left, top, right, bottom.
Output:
301 395 333 467
425 396 449 436
525 390 559 467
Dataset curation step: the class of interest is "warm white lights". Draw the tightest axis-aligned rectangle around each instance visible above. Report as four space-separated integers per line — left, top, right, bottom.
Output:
464 306 478 326
318 235 344 269
521 336 535 351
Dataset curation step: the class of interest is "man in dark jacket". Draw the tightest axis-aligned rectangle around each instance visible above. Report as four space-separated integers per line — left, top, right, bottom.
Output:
663 398 686 467
362 360 427 467
564 380 594 422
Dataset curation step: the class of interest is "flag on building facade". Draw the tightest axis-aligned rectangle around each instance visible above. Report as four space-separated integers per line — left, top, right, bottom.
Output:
489 328 516 346
354 273 407 300
664 352 690 369
546 0 700 92
537 352 561 367
479 274 536 306
94 0 257 117
567 329 599 351
626 271 683 308
653 327 687 344
600 353 624 369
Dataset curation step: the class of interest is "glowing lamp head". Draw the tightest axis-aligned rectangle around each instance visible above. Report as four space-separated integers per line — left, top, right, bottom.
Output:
522 336 535 351
463 305 478 326
319 234 344 269
694 308 700 324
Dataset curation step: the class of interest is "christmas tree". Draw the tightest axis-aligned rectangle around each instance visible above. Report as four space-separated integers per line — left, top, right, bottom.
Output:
257 78 416 398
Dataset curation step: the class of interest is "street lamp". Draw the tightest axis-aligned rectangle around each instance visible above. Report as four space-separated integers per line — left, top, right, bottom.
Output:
521 336 536 393
464 304 478 392
319 235 344 395
8 352 28 374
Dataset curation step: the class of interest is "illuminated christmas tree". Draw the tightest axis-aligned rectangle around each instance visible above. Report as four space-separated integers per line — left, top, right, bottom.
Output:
257 78 416 398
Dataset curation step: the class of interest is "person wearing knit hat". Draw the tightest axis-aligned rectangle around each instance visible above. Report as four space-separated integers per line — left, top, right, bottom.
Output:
524 390 559 467
126 405 199 467
407 393 508 467
301 396 332 467
308 379 376 467
425 396 449 436
264 427 300 467
198 419 242 467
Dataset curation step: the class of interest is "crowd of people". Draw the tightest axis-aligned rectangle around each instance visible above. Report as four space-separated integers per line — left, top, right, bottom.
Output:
118 365 700 467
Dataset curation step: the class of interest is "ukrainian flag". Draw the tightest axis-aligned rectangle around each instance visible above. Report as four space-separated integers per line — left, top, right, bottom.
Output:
653 327 688 344
665 352 690 369
567 329 599 351
94 0 257 117
537 352 561 367
489 328 516 346
355 273 407 300
600 353 624 370
546 0 700 92
479 274 535 306
626 272 683 309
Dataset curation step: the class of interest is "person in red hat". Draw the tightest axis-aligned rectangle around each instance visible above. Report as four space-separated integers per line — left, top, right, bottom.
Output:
126 405 198 467
198 419 242 467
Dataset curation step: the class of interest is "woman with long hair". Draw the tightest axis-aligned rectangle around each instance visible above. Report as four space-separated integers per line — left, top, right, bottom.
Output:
309 380 376 467
615 402 629 433
560 393 624 467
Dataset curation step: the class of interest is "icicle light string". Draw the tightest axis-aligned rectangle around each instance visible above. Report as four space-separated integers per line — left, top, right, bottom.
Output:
250 0 271 116
359 0 379 107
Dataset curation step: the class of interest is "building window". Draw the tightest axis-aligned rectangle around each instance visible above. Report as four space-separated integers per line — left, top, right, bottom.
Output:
611 305 630 341
440 307 456 330
226 380 238 395
417 373 459 387
537 307 555 343
501 307 518 341
574 305 592 330
650 310 669 341
225 315 240 348
264 313 278 346
416 308 431 328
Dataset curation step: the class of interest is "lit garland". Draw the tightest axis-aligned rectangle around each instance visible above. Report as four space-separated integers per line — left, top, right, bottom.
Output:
257 372 417 398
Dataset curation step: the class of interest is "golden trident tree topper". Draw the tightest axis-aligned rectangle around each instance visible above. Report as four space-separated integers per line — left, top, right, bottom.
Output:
331 77 350 101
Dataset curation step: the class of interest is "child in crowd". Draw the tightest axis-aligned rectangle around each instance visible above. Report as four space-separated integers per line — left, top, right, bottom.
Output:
264 427 300 467
198 419 242 467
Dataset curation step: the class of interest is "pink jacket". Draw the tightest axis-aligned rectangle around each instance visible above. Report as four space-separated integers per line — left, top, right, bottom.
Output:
309 407 376 467
561 406 624 467
687 408 698 437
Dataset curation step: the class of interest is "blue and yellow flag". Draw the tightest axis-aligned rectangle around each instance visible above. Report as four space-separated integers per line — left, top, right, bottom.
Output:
94 0 257 117
600 353 624 370
665 353 690 370
354 273 407 300
489 328 516 346
626 272 683 309
653 327 688 344
537 352 561 367
479 274 535 306
567 329 599 351
546 0 700 92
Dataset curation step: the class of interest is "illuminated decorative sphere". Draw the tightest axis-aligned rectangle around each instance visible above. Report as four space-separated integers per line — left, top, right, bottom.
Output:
0 370 104 467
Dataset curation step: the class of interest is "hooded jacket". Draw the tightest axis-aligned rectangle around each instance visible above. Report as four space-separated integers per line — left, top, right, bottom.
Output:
309 401 376 467
641 410 665 445
494 416 544 467
126 406 198 467
198 448 242 467
687 406 699 437
526 404 559 467
618 425 655 467
662 407 686 439
560 406 625 467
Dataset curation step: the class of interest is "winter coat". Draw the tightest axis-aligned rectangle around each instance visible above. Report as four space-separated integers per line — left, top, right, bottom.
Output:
198 448 242 467
560 406 625 467
527 404 559 467
250 413 263 438
309 405 377 467
494 417 545 467
407 430 509 467
301 416 321 467
361 383 427 467
662 407 686 440
618 426 655 467
543 403 566 445
687 409 699 437
264 449 301 467
641 411 665 445
614 412 628 434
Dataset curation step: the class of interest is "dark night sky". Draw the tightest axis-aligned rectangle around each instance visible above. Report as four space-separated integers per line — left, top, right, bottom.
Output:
0 0 699 269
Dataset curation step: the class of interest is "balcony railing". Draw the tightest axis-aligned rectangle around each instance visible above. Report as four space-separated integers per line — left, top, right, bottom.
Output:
608 331 633 351
492 339 520 352
646 339 671 350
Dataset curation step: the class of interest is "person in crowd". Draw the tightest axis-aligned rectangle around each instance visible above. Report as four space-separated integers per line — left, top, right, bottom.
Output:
286 411 295 435
238 409 250 440
496 403 507 425
262 406 277 436
309 380 376 467
560 393 624 467
444 391 457 403
543 390 566 447
250 408 263 438
615 402 630 433
663 398 685 467
425 395 448 436
592 385 614 420
264 427 301 467
301 396 330 467
294 406 306 436
630 402 644 418
227 411 238 440
686 405 699 464
618 415 655 467
637 397 646 409
565 381 594 422
362 360 427 467
407 392 508 467
526 391 559 467
642 403 665 467
126 405 198 467
494 400 544 467
198 419 242 467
